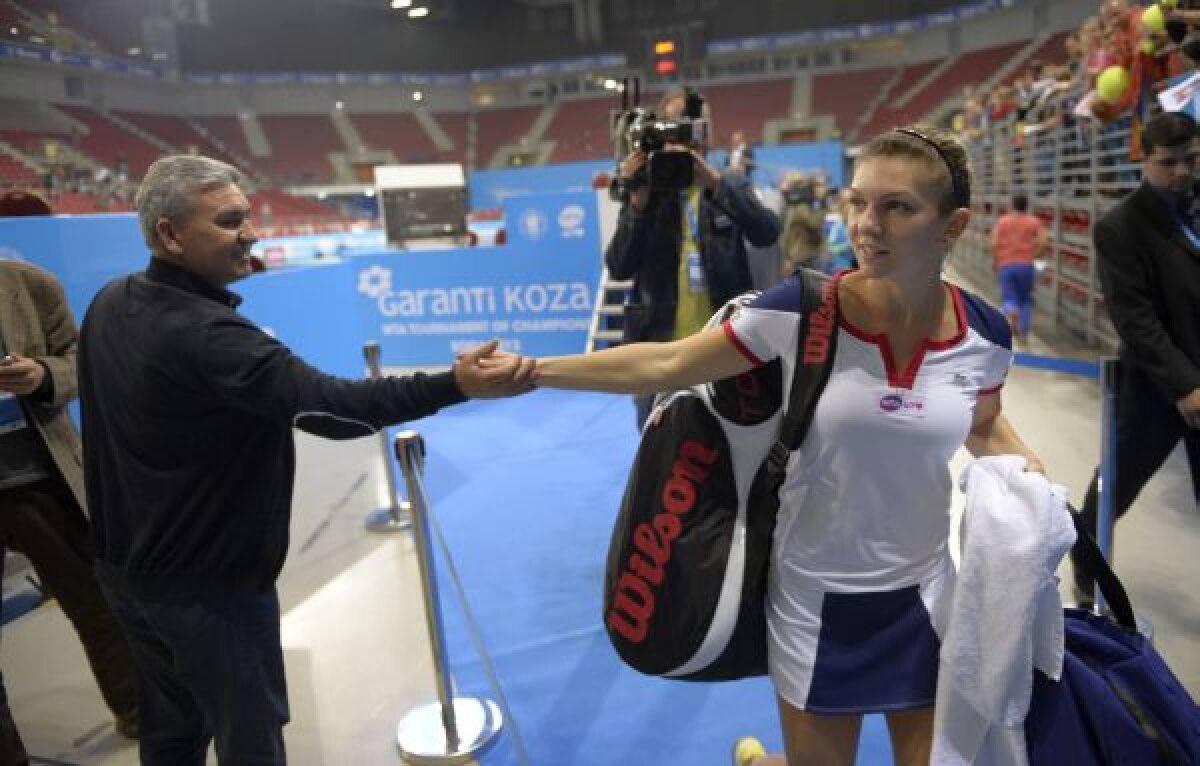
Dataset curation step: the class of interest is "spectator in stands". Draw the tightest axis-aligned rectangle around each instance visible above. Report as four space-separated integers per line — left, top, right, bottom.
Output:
528 124 1043 766
990 192 1048 346
1101 0 1138 73
0 190 140 763
988 84 1019 124
77 155 536 765
113 155 128 185
607 88 779 428
960 95 987 142
1065 31 1084 80
1014 63 1044 121
1165 3 1200 48
1082 16 1115 80
1071 112 1200 606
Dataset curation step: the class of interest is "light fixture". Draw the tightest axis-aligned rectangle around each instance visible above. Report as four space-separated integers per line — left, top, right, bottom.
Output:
9 27 18 35
127 46 141 55
407 6 429 18
335 100 345 110
390 0 412 7
151 51 168 61
603 78 617 90
411 90 424 102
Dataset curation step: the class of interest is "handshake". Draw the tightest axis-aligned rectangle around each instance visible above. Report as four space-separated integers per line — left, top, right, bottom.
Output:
451 340 538 399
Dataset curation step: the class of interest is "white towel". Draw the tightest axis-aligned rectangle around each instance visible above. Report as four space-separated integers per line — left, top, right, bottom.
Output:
931 455 1076 766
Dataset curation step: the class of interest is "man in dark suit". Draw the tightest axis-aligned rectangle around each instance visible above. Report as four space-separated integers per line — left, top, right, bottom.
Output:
1071 112 1200 602
0 190 139 763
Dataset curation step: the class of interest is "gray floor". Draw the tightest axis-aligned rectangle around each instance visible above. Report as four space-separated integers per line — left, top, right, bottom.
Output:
3 267 1197 765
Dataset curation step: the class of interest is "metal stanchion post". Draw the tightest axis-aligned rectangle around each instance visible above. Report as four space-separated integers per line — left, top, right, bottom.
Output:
363 341 412 533
393 431 503 765
1095 357 1154 639
1095 357 1118 616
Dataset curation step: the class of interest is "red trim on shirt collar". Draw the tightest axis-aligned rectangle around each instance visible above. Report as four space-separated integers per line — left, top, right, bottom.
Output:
835 271 966 390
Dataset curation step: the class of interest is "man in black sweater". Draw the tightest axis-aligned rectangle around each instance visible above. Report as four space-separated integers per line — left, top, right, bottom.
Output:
1071 112 1200 604
78 155 534 765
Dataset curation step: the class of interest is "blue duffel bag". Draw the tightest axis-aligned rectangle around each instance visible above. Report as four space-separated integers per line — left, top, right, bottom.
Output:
1024 511 1200 765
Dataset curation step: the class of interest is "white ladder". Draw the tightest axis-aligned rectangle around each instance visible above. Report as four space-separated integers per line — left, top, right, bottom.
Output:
586 266 633 352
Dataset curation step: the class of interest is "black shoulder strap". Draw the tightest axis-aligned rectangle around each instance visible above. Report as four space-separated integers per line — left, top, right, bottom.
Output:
1067 503 1136 631
765 268 837 479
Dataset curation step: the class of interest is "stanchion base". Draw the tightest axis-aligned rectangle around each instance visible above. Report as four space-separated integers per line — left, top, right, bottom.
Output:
364 502 412 533
396 697 503 765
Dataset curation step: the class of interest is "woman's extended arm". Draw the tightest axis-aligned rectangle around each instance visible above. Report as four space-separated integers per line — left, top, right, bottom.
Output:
534 325 755 395
965 392 1045 473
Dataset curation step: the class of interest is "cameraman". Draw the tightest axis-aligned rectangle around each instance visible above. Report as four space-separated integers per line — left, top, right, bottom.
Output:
607 89 780 428
780 173 827 275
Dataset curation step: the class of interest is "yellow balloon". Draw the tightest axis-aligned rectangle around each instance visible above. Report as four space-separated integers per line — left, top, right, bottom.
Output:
1142 38 1159 55
1097 65 1132 103
1161 0 1178 9
1143 4 1166 33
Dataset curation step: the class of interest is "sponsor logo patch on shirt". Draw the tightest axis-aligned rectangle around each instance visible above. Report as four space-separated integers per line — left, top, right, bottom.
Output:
877 389 927 418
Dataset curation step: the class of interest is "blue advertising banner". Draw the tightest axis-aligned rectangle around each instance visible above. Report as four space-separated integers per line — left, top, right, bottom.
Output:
0 214 365 378
469 161 611 209
352 190 600 364
706 0 1019 55
0 213 149 324
707 141 845 189
350 247 594 365
499 190 598 255
236 261 364 379
0 189 601 375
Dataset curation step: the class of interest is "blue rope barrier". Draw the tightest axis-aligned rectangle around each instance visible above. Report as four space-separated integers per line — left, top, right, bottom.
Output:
1013 352 1101 379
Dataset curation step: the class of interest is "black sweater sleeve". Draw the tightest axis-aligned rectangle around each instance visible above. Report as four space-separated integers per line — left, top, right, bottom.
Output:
194 315 466 439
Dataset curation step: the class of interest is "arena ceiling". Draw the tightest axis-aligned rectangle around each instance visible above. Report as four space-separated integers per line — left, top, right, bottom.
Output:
59 0 969 72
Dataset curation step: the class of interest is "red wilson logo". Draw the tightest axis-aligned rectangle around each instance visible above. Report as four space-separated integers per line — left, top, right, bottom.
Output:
607 439 719 644
803 278 837 365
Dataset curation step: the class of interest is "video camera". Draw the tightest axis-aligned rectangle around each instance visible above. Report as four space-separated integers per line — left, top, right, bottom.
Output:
781 174 821 208
610 79 711 201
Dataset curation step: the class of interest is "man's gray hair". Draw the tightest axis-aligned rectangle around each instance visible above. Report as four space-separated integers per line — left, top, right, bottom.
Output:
136 155 241 249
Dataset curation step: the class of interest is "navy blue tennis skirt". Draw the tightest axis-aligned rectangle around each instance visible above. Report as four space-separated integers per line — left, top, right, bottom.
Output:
769 583 942 714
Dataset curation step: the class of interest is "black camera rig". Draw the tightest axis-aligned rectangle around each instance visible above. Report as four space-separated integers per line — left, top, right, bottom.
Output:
609 78 711 202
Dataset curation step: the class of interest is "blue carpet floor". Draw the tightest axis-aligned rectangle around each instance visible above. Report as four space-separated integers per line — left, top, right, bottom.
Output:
409 388 894 765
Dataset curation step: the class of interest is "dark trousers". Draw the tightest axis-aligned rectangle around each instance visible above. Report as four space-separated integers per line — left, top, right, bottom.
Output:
998 262 1035 337
100 584 289 766
0 479 138 751
1071 363 1200 594
0 670 27 766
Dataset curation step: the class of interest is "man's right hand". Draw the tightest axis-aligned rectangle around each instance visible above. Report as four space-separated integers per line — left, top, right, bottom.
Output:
1177 388 1200 430
452 340 536 399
